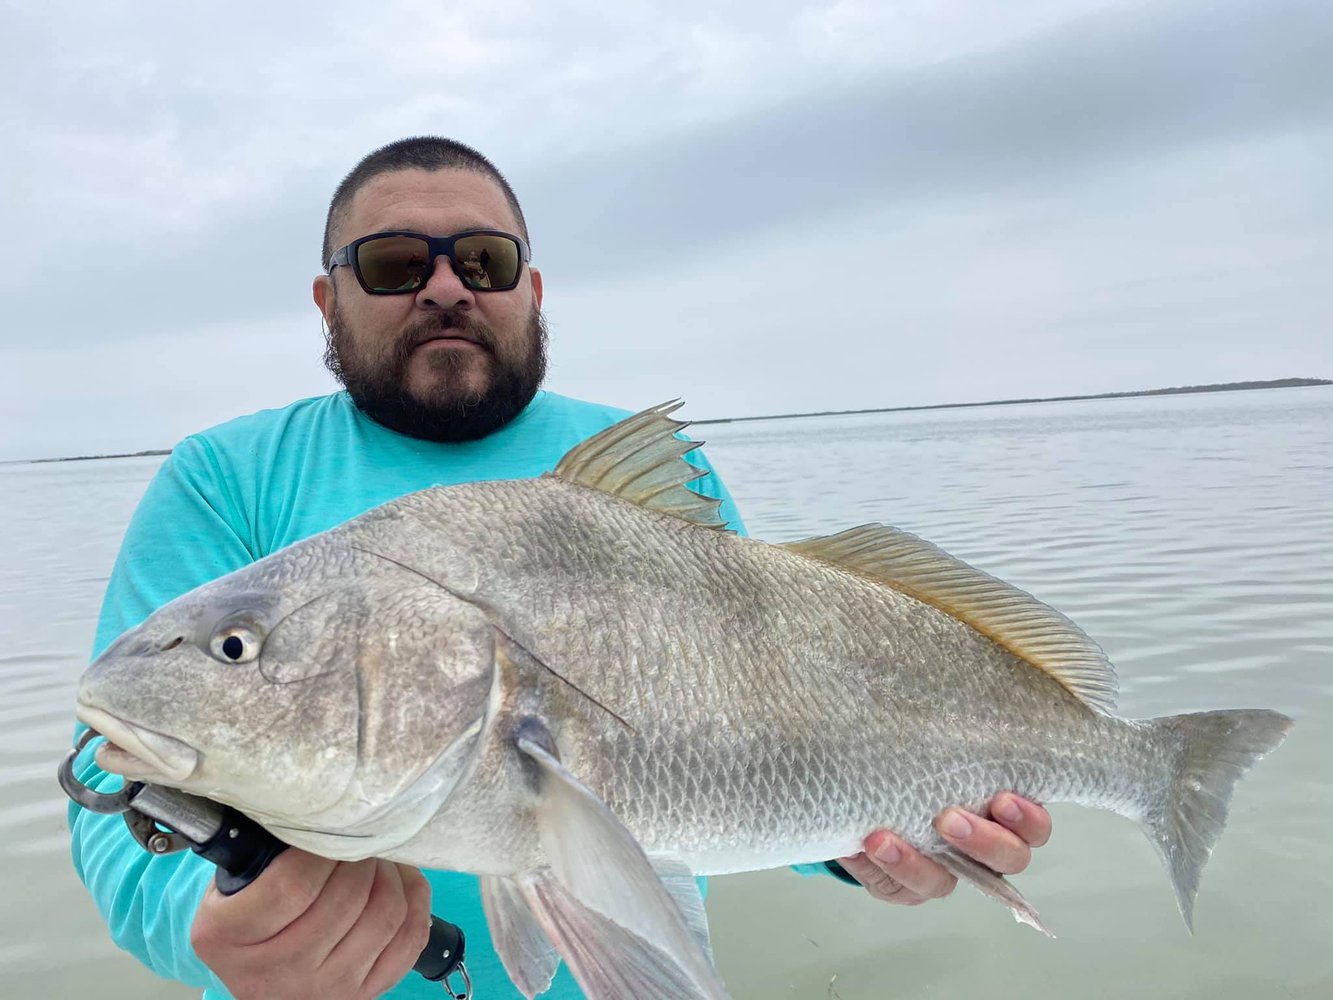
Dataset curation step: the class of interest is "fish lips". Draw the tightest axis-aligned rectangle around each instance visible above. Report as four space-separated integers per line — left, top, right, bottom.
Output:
76 704 200 784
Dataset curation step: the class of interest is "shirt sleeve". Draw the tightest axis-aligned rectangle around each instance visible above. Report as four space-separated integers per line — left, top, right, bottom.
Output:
70 436 255 995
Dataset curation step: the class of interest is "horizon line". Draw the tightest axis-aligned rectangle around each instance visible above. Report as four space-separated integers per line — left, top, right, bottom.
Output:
7 377 1329 465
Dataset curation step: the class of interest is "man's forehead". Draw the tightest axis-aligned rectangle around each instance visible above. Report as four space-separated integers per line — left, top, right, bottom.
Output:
342 167 520 238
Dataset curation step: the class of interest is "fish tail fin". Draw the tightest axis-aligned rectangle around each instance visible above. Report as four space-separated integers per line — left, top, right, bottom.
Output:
1141 709 1293 931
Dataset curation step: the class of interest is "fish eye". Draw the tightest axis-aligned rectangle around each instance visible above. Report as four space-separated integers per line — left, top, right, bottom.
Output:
208 623 262 664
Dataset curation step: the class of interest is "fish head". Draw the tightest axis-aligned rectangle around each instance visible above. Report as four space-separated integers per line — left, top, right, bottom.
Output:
76 537 498 849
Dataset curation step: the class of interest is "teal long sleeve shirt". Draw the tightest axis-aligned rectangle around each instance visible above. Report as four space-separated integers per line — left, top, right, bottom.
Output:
69 390 768 999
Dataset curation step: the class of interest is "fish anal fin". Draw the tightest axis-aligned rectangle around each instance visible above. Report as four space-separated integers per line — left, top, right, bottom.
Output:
782 524 1118 714
932 847 1054 937
550 401 728 530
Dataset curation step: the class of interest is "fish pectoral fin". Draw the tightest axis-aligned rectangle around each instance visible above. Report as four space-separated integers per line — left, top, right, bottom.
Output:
931 847 1054 938
480 874 560 998
519 868 731 1000
515 721 729 999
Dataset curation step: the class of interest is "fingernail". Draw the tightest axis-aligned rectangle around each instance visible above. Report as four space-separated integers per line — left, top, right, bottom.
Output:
994 797 1022 823
940 810 972 839
873 842 901 866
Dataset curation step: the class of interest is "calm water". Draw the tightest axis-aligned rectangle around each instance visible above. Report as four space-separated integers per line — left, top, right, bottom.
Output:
1 387 1329 998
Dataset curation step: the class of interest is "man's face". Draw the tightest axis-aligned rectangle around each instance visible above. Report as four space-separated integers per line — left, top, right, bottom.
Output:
313 168 546 442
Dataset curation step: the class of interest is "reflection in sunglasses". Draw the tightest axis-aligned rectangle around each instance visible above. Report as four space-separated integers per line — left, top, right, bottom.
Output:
459 249 492 288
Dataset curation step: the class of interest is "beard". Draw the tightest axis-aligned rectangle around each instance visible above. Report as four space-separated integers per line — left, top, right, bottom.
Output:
324 303 548 443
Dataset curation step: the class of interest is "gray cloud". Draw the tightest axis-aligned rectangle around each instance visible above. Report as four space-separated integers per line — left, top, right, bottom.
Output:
525 0 1332 280
5 0 1329 348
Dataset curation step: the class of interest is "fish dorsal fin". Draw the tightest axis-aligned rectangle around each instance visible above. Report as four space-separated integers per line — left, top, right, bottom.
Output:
551 401 727 530
782 524 1118 714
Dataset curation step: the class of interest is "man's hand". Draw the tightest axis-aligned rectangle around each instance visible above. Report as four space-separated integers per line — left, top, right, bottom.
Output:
191 848 432 1000
837 793 1051 905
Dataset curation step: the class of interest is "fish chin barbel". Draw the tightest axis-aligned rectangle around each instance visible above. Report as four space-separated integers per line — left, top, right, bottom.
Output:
59 730 472 999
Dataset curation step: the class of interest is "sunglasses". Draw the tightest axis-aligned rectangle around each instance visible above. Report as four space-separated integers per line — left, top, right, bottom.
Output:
327 230 531 294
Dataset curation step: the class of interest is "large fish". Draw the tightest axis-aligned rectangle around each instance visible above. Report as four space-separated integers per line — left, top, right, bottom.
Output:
76 403 1293 999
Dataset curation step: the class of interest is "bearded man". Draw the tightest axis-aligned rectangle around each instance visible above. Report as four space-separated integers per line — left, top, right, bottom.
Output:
68 137 1052 999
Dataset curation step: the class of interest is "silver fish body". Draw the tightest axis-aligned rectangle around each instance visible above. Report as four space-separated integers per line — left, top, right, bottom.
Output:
358 477 1145 873
76 403 1293 999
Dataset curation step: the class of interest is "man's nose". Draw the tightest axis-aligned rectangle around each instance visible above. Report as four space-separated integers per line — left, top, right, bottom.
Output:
415 255 477 309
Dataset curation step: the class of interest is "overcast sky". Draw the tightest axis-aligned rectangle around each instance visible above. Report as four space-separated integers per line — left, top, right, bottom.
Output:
2 0 1329 461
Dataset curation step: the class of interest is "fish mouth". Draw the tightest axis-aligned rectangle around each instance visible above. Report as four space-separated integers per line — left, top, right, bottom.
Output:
76 704 199 784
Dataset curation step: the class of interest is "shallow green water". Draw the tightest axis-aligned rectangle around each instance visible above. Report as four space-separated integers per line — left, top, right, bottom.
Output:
2 387 1329 998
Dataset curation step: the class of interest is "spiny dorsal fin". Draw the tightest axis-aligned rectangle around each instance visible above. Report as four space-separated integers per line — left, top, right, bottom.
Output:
551 401 727 530
782 524 1118 714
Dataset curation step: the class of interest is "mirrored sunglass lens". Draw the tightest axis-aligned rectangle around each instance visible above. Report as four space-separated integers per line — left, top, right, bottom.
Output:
453 235 520 289
356 236 432 292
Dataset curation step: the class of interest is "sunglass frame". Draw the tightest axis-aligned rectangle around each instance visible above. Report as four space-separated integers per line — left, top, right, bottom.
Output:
328 229 532 294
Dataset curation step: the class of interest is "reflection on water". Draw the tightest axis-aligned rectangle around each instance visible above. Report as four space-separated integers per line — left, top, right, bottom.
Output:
2 388 1330 998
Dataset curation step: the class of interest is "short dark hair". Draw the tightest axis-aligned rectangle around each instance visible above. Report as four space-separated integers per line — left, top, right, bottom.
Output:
322 136 529 268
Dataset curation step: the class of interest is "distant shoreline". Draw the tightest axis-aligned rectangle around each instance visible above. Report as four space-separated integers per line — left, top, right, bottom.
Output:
13 377 1330 464
691 378 1332 427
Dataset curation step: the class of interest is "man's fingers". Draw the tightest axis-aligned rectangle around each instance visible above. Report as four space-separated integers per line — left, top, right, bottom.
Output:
989 793 1052 848
846 799 1052 911
192 855 432 1000
859 830 959 901
360 865 433 997
327 860 414 986
935 807 1031 874
284 857 383 968
195 848 339 947
836 852 925 904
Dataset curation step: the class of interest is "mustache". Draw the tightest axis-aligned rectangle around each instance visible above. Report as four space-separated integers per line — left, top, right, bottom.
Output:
399 311 497 354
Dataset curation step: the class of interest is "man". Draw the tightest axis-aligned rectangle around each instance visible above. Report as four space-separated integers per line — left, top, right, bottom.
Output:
69 137 1051 999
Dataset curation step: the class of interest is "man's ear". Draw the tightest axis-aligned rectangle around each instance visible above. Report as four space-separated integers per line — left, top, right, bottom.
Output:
313 274 334 324
530 266 543 309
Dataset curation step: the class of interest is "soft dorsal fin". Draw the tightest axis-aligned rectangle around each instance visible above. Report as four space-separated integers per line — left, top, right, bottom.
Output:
551 401 727 530
782 524 1118 714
